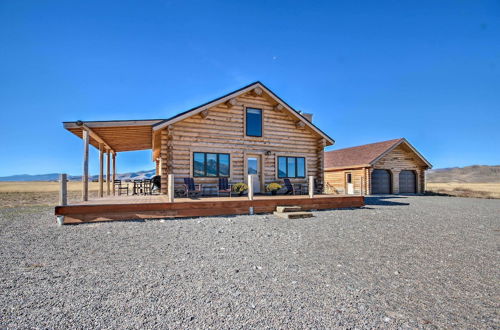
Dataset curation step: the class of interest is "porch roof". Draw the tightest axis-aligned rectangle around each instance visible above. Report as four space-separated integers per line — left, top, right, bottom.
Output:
63 119 163 152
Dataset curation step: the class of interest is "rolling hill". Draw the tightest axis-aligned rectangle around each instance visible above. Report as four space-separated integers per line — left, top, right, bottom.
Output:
0 170 156 182
2 165 499 183
426 165 500 183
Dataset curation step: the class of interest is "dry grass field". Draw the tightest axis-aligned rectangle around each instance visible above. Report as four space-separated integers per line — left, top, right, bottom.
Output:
1 181 498 208
426 182 500 199
0 181 100 208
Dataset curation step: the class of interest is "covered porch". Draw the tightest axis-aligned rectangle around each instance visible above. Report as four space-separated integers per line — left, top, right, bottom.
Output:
63 119 163 200
58 120 365 225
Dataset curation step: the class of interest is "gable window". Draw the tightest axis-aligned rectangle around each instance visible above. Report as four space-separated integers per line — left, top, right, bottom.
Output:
193 152 230 177
246 108 262 137
277 156 305 178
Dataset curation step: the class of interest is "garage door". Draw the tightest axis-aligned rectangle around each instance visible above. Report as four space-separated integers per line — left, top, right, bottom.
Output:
371 169 391 194
399 170 416 193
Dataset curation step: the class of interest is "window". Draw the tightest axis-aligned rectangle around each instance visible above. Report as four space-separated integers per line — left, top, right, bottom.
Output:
277 156 306 178
246 108 262 137
193 152 230 177
346 173 352 184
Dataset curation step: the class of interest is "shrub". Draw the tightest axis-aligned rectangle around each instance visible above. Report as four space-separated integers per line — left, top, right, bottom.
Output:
232 182 248 193
266 182 282 192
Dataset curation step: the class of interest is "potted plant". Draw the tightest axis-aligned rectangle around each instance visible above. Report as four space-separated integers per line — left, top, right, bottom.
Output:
232 182 248 196
266 182 282 195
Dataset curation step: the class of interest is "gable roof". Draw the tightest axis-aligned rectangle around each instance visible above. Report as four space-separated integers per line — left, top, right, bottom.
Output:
152 81 335 145
324 138 432 169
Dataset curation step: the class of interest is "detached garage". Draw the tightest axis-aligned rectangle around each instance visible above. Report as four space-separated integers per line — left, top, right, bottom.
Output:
324 138 432 195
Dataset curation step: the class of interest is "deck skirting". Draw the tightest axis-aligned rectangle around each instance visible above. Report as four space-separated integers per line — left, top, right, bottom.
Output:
55 195 364 224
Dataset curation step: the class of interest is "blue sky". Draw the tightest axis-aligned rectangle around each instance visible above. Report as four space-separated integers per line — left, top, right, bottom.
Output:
0 0 499 176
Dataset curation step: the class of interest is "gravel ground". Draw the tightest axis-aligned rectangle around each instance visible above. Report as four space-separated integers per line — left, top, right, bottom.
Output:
1 195 499 329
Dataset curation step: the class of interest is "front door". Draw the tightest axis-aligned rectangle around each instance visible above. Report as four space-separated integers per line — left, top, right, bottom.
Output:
247 156 261 193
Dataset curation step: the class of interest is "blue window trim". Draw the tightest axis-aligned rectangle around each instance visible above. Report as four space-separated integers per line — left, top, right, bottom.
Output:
193 152 230 177
277 156 306 178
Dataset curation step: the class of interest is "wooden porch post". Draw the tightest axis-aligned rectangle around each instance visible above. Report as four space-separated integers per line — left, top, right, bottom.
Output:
309 176 315 198
167 174 174 203
57 173 67 226
248 175 254 201
112 152 116 195
106 149 111 196
82 129 89 201
98 143 104 198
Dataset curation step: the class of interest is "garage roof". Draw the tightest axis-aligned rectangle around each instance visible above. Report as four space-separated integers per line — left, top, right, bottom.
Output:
324 138 432 169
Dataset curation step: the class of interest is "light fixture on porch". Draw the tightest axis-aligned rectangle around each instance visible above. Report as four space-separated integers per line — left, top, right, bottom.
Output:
265 150 272 156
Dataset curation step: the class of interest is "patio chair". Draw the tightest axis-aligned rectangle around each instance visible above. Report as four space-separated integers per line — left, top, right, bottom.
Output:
183 178 202 198
283 178 303 195
143 178 152 195
218 177 232 197
114 180 129 196
132 180 144 195
314 178 324 194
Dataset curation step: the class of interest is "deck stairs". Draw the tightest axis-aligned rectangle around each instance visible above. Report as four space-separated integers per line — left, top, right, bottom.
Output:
273 205 314 219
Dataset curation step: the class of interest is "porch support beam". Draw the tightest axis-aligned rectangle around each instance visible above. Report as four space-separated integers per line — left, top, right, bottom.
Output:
82 129 89 201
248 175 254 201
309 176 314 198
77 122 114 154
112 152 116 195
98 143 104 198
167 174 174 203
106 150 111 196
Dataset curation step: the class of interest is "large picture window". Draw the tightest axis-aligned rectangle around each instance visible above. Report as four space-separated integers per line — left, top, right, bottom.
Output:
277 156 305 178
193 152 230 177
246 108 262 137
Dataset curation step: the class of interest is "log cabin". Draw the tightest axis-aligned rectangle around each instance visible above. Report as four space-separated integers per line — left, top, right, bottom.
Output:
63 81 335 199
324 138 432 195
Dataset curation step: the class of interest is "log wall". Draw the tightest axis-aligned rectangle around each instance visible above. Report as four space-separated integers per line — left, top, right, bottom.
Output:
159 91 325 193
324 168 366 194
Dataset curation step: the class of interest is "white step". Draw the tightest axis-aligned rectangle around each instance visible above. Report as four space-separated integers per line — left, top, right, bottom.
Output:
276 206 302 213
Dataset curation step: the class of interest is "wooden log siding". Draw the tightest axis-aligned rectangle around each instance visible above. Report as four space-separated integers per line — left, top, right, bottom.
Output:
160 92 324 189
324 168 366 194
373 144 427 194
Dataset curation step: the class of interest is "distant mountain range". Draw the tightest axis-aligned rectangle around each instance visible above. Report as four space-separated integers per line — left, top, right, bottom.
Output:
0 169 156 182
1 165 499 183
426 165 500 183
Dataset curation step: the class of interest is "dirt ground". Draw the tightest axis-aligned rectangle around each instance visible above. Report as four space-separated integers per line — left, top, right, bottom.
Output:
1 196 499 328
0 182 100 208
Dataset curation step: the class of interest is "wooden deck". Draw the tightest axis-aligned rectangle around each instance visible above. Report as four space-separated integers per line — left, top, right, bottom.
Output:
55 194 365 224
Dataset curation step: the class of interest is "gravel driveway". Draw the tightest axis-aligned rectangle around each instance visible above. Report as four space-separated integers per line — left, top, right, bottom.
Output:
1 196 499 328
